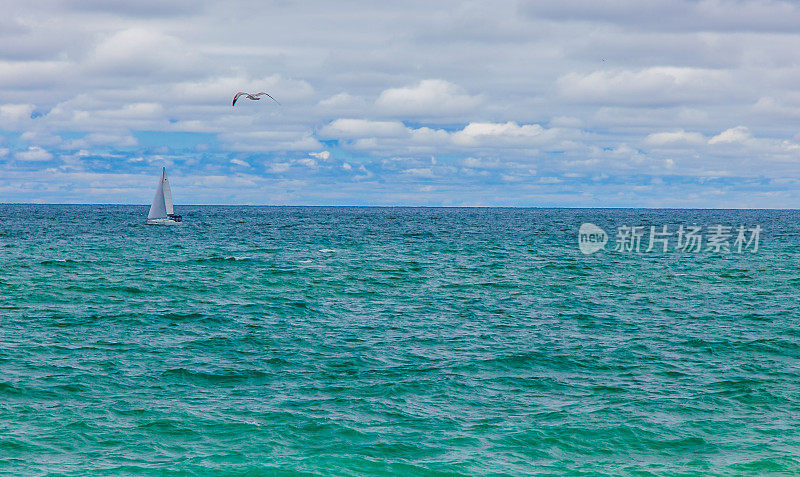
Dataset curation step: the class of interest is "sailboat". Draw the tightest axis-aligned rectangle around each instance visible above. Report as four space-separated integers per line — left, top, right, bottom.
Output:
146 167 182 225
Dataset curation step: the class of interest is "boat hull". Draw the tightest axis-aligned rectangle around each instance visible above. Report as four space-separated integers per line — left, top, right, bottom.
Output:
146 218 182 225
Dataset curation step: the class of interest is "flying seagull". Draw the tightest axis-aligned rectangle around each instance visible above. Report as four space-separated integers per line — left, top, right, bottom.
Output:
232 92 280 106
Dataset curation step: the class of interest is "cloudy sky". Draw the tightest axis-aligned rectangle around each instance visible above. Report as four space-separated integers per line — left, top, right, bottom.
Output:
2 0 800 206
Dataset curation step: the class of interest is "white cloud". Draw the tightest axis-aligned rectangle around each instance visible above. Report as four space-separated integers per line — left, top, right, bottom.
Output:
375 79 482 117
231 158 251 167
539 176 562 184
68 0 201 17
550 116 583 128
269 162 291 173
20 129 59 145
525 0 800 33
0 60 71 89
87 28 201 77
751 95 800 121
452 122 553 147
320 119 569 156
461 157 503 169
709 126 752 144
64 132 138 149
0 103 34 121
100 103 165 120
402 167 436 178
309 150 330 160
319 92 367 110
220 130 322 152
558 67 730 106
15 146 53 161
0 103 35 129
644 130 705 146
320 119 409 139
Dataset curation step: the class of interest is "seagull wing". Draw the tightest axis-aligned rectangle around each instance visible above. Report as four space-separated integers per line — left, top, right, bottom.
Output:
232 92 248 106
255 92 281 105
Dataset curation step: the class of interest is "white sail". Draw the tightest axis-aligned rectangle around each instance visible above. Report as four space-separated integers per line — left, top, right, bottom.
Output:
163 170 174 215
148 167 169 219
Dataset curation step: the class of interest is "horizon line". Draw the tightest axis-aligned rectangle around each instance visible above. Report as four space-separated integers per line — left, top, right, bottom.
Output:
0 203 798 211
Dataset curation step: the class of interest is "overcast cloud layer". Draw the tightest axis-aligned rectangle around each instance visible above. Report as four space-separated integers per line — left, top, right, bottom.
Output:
2 0 800 206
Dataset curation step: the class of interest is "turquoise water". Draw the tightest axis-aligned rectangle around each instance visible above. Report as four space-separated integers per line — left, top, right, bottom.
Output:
2 205 800 475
